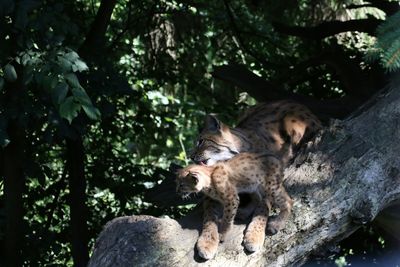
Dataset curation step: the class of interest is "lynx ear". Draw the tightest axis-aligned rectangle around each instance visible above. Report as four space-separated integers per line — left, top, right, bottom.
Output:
175 168 187 178
204 114 221 133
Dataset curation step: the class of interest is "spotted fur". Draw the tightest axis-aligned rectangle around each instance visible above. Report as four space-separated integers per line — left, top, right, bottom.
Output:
176 152 293 257
190 100 321 166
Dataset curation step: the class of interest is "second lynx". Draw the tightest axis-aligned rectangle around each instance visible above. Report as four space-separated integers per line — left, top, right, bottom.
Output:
176 152 293 254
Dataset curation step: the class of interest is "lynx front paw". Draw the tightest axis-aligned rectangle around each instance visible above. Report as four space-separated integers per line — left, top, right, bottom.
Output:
196 233 219 260
266 217 284 235
243 229 265 252
219 223 232 243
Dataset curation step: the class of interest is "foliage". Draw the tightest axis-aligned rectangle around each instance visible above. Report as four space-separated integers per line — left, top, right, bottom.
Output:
368 11 400 71
0 0 398 266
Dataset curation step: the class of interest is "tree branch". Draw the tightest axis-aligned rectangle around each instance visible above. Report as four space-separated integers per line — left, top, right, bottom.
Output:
272 18 383 39
212 64 360 120
79 0 118 56
222 0 283 69
279 46 386 100
88 76 400 266
106 1 134 53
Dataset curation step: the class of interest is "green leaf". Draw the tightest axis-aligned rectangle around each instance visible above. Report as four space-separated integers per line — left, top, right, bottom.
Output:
72 59 88 72
42 75 58 91
21 53 30 65
71 87 92 105
52 82 69 105
64 51 79 62
59 96 81 124
0 77 4 90
4 64 17 82
22 65 34 85
58 56 72 72
64 73 80 88
0 116 10 148
82 105 101 121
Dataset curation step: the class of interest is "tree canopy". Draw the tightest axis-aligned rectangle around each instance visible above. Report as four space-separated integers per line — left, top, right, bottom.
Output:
0 0 399 266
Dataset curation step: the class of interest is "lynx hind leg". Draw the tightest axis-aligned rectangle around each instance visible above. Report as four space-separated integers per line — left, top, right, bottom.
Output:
267 184 293 235
243 191 271 253
196 198 220 260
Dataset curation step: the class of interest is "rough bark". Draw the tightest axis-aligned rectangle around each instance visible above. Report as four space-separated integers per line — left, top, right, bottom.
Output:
66 137 90 267
88 75 400 266
2 121 25 267
79 0 118 57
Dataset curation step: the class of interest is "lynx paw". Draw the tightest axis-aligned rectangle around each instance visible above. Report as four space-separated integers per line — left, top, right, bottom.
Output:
266 217 284 235
219 223 232 243
196 233 219 260
243 230 265 252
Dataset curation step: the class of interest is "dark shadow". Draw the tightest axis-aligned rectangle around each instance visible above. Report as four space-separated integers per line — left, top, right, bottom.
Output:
193 243 209 263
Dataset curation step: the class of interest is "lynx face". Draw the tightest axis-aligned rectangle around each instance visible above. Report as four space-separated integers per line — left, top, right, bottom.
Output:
190 137 238 165
176 167 205 198
190 115 238 166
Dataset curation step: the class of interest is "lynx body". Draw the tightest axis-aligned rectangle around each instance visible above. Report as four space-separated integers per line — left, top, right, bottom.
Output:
176 152 293 257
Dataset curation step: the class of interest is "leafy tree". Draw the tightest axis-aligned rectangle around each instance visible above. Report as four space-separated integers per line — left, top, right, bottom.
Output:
0 0 399 266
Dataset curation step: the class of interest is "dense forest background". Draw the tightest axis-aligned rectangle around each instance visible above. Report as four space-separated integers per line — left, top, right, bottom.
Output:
1 0 400 266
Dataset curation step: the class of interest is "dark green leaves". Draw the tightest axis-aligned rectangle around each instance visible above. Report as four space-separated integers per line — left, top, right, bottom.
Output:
17 47 102 123
0 116 10 148
65 73 80 88
72 59 88 72
82 105 101 121
367 11 400 72
4 64 18 82
52 82 68 105
59 96 81 124
0 77 4 91
57 85 101 123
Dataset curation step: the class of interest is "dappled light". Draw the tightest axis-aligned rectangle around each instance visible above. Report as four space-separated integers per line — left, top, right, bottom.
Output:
1 0 400 266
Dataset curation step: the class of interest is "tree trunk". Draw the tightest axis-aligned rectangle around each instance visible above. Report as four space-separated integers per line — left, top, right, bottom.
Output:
65 1 118 266
66 137 89 267
88 75 400 266
2 121 25 267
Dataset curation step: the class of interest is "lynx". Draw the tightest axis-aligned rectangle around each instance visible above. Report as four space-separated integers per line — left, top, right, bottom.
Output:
190 100 321 166
187 100 320 259
176 152 293 259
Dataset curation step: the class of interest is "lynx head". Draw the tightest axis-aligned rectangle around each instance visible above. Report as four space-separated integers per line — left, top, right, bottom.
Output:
190 114 239 166
176 165 210 198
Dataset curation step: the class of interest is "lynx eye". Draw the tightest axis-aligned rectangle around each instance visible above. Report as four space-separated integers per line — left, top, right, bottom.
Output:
191 175 199 184
197 139 204 147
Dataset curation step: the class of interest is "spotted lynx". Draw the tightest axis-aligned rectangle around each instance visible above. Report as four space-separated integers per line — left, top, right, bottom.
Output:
176 152 293 258
187 100 320 259
190 100 321 166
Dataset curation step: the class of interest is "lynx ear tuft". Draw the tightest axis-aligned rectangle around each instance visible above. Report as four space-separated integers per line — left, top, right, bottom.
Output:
204 114 221 133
